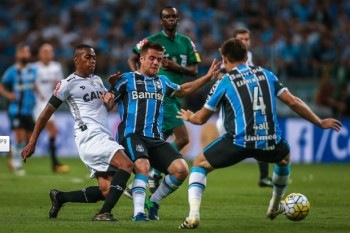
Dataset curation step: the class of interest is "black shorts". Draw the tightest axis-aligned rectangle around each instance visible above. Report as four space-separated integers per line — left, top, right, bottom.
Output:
121 134 182 174
204 134 290 169
9 115 35 131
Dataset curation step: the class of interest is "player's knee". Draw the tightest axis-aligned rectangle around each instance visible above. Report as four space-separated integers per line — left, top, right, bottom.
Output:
170 159 189 181
99 183 110 197
121 159 134 174
134 158 150 176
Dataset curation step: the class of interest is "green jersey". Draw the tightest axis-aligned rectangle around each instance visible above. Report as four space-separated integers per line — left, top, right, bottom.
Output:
133 31 201 86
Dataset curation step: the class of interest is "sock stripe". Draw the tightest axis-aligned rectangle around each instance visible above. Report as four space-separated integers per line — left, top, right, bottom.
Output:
189 182 205 190
135 174 148 182
190 166 207 175
168 175 182 186
274 164 290 176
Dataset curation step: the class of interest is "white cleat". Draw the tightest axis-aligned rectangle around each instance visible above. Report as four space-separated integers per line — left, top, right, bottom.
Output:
267 201 286 220
179 217 200 229
123 187 132 200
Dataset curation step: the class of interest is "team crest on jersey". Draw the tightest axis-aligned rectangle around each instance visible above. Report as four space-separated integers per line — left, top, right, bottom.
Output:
154 79 162 91
135 144 144 152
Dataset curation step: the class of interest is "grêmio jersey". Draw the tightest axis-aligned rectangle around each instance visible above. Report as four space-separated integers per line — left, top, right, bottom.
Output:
112 72 180 142
1 64 37 116
205 64 287 150
133 31 201 86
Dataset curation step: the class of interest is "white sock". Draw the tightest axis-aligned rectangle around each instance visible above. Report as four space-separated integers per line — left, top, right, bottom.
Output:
271 164 290 208
132 174 148 216
188 167 207 219
150 174 182 204
11 143 23 170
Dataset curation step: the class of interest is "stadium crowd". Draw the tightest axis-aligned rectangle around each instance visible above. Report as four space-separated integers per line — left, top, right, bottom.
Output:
1 0 350 115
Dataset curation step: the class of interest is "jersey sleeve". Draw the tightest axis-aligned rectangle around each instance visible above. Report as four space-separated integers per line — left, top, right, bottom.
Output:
112 75 128 101
1 67 15 91
163 75 180 97
187 39 201 64
53 79 70 101
204 78 227 111
264 68 288 97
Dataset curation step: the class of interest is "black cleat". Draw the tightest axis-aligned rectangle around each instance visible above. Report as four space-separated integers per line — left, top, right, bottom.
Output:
92 212 118 221
259 177 273 188
49 189 63 218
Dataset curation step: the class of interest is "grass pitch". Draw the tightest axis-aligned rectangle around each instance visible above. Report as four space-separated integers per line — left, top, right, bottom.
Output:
0 156 349 233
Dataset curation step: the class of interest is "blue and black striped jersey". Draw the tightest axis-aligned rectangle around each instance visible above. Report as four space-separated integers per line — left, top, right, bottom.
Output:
113 72 180 142
1 64 37 116
205 64 287 150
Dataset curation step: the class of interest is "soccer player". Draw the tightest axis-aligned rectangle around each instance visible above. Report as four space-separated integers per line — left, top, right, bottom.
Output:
110 41 219 221
127 6 201 194
216 28 273 188
21 44 133 221
0 43 37 176
177 38 342 229
34 43 70 173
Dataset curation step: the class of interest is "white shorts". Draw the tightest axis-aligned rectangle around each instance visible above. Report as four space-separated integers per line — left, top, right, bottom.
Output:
74 124 124 178
34 102 55 121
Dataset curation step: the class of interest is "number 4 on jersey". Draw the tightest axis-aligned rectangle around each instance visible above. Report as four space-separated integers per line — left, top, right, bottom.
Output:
253 86 266 115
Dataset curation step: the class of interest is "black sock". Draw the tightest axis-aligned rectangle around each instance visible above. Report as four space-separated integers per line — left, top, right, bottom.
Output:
98 169 130 214
258 161 269 179
57 186 104 203
49 137 60 167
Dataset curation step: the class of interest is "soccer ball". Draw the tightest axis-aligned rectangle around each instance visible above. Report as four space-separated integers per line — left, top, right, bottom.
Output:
284 193 311 221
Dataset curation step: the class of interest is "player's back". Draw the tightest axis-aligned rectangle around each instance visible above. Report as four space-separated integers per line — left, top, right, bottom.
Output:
221 65 284 149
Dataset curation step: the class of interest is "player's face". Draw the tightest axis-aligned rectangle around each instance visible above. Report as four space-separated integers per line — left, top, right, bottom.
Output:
74 48 96 77
235 33 251 48
16 46 31 66
39 44 54 63
139 48 164 77
160 8 179 31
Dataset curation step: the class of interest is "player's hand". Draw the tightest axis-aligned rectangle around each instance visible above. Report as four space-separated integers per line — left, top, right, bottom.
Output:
176 109 194 122
161 58 178 71
206 59 221 80
21 142 35 163
104 92 114 105
7 93 17 101
108 72 124 91
320 118 343 132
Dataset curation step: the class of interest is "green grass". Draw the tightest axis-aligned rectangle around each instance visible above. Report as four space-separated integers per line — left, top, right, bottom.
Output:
0 156 349 233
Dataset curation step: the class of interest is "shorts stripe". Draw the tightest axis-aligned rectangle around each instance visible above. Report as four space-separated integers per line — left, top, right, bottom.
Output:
203 136 223 153
126 137 135 161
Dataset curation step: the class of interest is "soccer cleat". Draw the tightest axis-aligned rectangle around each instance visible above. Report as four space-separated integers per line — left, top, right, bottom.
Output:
145 196 160 220
148 175 162 194
49 189 63 218
123 186 133 200
92 212 117 221
259 177 273 188
266 201 286 220
179 217 200 229
131 212 150 221
53 164 70 174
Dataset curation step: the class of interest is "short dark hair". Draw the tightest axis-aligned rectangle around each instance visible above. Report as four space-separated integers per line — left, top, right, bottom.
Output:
159 6 177 18
233 28 250 38
16 43 29 51
141 41 164 55
220 38 247 63
73 44 93 57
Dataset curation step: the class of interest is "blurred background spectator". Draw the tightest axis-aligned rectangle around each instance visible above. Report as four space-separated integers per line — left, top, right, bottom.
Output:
1 0 350 117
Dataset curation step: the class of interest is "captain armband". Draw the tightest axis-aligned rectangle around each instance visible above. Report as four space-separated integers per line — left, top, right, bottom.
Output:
48 95 63 109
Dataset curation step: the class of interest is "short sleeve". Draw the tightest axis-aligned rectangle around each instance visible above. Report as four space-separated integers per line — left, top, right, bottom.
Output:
204 78 227 111
53 79 70 101
163 76 180 96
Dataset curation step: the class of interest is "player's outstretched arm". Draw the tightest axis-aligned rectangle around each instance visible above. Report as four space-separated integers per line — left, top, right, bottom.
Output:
175 60 221 98
279 90 342 131
21 104 56 162
177 107 214 125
